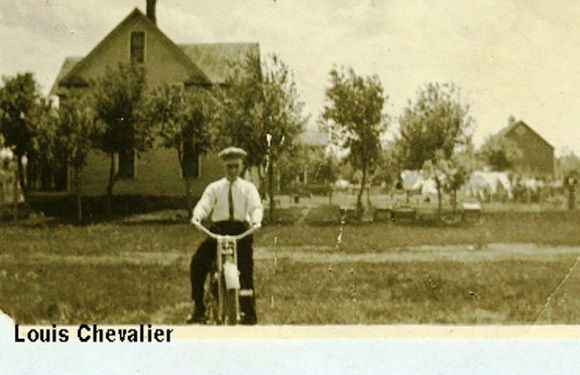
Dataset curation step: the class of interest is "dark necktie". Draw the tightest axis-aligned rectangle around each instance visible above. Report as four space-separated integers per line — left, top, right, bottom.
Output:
228 182 234 221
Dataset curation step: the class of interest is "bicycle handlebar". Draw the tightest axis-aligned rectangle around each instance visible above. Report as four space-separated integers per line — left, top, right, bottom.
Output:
192 221 261 241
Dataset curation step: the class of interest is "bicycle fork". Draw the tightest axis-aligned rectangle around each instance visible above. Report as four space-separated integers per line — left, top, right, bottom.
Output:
218 238 241 324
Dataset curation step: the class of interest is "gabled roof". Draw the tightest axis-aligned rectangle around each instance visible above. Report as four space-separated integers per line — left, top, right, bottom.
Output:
51 8 259 95
496 120 554 150
53 8 210 93
178 43 259 84
50 57 83 95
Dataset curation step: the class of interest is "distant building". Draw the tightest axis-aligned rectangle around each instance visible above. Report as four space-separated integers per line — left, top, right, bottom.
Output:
495 118 555 176
50 2 259 196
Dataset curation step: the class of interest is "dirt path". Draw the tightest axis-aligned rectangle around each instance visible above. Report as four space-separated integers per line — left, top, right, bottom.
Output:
2 243 580 265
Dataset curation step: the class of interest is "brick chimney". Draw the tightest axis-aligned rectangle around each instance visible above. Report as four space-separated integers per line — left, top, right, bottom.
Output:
146 0 157 24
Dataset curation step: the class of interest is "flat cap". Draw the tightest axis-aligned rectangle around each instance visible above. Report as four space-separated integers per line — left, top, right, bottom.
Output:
218 146 247 160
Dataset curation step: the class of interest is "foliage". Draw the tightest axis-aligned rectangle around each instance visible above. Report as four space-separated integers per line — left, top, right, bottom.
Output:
90 63 151 215
146 84 212 156
144 83 213 215
374 145 399 188
322 67 389 209
479 133 522 171
56 91 100 170
557 152 580 179
210 53 306 219
394 83 472 171
27 97 59 191
0 73 40 157
210 53 306 168
55 90 101 221
0 72 43 201
278 144 338 192
91 63 152 155
422 149 473 212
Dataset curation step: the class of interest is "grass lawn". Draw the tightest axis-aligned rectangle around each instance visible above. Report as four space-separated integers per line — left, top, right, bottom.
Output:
1 210 580 324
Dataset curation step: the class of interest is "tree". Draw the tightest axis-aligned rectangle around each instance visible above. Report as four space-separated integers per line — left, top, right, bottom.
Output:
29 98 59 191
56 90 101 221
145 83 213 216
322 67 389 210
394 83 472 170
0 134 22 218
91 63 152 216
374 145 400 190
422 148 474 215
393 83 473 216
479 134 522 171
277 144 338 192
0 72 43 204
210 53 306 220
557 152 580 179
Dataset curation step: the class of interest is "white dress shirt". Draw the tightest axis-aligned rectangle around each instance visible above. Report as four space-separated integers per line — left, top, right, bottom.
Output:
192 177 263 224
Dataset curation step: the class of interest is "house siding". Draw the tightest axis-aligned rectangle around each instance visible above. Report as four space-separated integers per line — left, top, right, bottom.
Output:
52 9 260 198
81 149 222 197
60 12 221 197
505 123 554 176
75 16 195 87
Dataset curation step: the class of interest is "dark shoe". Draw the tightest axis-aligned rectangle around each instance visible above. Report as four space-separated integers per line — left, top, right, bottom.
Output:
240 296 257 325
186 306 206 324
240 314 257 325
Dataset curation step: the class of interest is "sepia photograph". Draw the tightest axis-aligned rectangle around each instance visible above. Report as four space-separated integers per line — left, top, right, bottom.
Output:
1 0 580 335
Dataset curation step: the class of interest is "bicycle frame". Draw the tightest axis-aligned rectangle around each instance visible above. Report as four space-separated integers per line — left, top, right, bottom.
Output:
193 222 260 325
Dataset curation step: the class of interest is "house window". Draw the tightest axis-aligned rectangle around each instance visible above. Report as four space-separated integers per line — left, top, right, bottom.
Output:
182 140 200 178
118 149 135 178
130 31 145 63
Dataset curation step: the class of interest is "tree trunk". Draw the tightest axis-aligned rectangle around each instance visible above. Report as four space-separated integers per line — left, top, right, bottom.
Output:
106 153 115 217
451 188 457 212
436 179 443 218
12 167 18 220
329 184 334 205
76 166 83 223
15 154 29 209
569 183 576 210
357 164 367 212
268 157 276 222
178 149 193 218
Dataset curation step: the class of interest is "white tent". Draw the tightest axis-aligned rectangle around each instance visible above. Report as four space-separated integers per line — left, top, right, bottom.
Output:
468 171 513 200
401 170 439 197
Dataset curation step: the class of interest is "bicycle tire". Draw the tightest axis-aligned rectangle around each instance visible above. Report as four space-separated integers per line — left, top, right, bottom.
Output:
224 289 239 325
203 272 220 325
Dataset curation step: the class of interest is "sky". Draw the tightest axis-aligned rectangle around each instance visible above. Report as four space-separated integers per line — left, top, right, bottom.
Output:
1 0 579 155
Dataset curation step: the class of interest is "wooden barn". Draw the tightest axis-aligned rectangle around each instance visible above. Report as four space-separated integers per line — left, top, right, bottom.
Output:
495 118 555 177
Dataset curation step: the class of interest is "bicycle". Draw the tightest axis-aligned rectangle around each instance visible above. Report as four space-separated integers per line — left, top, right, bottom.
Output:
192 221 260 325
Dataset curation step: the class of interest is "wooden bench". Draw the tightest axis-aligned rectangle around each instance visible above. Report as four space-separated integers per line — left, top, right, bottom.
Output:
373 208 393 222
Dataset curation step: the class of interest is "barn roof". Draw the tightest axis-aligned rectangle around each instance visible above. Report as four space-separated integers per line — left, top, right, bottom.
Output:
496 120 554 150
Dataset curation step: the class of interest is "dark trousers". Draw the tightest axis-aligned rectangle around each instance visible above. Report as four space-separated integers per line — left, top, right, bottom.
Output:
190 221 256 318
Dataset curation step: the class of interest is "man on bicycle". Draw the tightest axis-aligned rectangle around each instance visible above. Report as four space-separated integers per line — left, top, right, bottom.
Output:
188 147 263 325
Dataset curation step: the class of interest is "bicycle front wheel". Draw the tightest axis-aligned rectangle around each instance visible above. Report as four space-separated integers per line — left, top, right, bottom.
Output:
224 289 239 325
204 273 220 325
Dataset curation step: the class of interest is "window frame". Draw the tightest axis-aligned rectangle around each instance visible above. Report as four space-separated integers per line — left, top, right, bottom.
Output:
116 149 137 179
130 31 146 64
